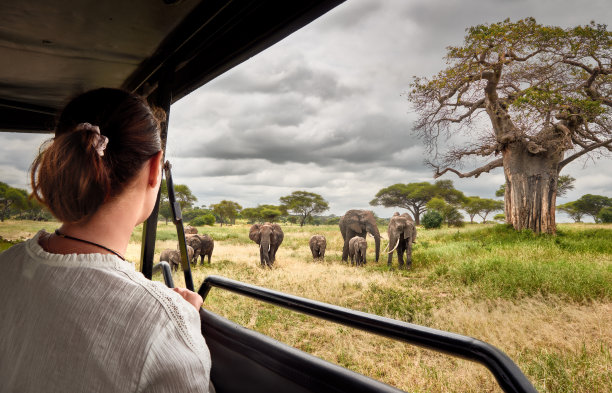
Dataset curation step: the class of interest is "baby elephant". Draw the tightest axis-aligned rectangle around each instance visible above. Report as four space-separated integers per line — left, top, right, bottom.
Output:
309 235 327 260
160 245 194 272
348 236 367 266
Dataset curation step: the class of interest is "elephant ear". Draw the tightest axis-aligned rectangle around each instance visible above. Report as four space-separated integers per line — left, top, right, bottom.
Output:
249 224 262 244
348 222 363 234
271 223 284 244
405 222 416 243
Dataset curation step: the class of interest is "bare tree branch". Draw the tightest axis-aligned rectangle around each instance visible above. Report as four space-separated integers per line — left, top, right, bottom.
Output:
559 137 612 169
432 158 504 179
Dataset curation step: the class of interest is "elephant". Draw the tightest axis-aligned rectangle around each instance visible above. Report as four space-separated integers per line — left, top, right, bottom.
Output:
194 234 214 264
348 236 367 266
160 245 194 271
185 234 202 265
309 235 326 260
386 212 417 269
249 223 284 268
184 225 198 235
339 209 381 263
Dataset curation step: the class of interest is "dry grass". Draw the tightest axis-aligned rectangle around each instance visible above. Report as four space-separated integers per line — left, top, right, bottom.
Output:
2 220 611 392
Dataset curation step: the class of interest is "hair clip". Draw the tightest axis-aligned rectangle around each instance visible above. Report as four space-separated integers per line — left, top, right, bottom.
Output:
76 122 108 157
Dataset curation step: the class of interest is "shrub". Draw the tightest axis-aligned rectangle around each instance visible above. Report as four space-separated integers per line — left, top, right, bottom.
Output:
190 214 215 226
422 210 443 229
597 207 612 223
494 213 506 222
445 207 464 227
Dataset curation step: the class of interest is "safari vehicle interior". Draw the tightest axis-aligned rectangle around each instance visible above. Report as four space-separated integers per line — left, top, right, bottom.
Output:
1 1 538 392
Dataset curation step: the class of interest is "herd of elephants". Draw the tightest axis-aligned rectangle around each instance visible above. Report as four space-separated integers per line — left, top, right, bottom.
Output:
159 209 418 270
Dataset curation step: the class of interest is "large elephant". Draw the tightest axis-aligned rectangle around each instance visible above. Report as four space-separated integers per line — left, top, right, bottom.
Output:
309 235 326 260
339 209 381 263
386 212 417 269
194 234 214 265
348 236 367 266
249 223 284 267
160 246 194 271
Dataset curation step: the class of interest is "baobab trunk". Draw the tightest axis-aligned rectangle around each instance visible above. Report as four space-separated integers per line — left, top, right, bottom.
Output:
502 142 559 234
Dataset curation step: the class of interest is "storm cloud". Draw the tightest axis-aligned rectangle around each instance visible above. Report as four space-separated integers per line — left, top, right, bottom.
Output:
1 0 611 220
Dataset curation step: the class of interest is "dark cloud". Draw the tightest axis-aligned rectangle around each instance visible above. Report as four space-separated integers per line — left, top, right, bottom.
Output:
208 59 355 101
1 0 611 219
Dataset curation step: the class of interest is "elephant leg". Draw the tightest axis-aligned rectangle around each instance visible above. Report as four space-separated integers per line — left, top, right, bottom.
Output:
207 253 211 264
342 233 351 262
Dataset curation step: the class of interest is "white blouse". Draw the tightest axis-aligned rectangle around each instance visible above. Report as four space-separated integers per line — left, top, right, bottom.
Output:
0 231 211 393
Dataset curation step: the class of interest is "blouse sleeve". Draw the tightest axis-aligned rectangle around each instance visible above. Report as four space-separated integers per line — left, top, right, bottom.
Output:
136 293 211 393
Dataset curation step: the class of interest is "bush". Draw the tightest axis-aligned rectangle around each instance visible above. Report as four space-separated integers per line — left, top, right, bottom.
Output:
190 214 215 226
597 207 612 223
445 207 464 227
422 210 443 229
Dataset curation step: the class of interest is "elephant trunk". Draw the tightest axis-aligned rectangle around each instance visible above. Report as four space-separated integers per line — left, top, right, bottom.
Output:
367 223 381 262
261 239 271 265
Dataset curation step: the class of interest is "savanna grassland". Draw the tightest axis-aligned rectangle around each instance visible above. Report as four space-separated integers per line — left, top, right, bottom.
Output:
1 220 611 393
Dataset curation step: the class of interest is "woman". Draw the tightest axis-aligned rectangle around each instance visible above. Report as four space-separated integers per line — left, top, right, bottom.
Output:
0 88 211 392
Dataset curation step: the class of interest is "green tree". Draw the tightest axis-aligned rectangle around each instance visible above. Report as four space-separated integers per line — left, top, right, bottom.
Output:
210 200 242 226
463 196 504 223
573 194 612 222
370 181 466 225
556 201 585 223
426 197 464 227
0 182 27 221
408 18 612 234
159 180 198 224
242 205 286 223
598 207 612 223
280 191 329 227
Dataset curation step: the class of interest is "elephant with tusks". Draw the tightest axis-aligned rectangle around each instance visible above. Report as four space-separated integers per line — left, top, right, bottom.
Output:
384 212 417 269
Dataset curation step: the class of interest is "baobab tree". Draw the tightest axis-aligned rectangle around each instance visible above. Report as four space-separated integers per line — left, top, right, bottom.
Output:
408 18 611 234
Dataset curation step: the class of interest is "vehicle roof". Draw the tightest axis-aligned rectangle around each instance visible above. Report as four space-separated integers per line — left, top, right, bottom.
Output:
0 0 344 133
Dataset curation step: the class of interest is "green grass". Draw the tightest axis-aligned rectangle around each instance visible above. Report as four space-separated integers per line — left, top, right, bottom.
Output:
416 225 612 302
2 219 611 393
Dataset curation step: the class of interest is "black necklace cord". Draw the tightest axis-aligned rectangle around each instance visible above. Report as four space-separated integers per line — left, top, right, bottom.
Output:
54 229 126 261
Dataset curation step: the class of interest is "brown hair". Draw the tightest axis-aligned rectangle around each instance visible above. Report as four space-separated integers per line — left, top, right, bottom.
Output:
30 88 163 223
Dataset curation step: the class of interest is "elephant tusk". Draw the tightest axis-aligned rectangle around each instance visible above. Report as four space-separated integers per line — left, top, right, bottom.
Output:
388 238 400 254
382 242 389 252
268 244 271 252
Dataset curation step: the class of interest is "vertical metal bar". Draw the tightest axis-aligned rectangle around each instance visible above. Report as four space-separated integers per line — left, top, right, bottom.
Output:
164 161 195 291
140 78 172 279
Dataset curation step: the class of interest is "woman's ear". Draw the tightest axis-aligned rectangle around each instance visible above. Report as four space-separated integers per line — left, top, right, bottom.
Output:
148 151 163 188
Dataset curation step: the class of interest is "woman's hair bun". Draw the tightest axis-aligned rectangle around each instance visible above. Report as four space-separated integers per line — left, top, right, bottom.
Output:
30 88 162 224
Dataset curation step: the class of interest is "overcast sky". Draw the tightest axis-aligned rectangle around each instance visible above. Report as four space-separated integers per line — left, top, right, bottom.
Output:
1 0 611 221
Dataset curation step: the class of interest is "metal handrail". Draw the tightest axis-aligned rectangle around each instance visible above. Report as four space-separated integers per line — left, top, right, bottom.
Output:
199 275 538 393
152 261 175 288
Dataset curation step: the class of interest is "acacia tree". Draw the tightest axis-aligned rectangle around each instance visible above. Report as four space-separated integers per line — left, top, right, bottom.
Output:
463 196 504 223
556 201 585 222
370 180 465 225
280 191 329 227
408 19 611 234
159 180 198 224
210 200 242 226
